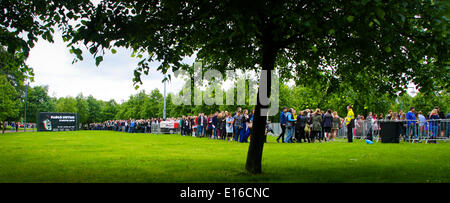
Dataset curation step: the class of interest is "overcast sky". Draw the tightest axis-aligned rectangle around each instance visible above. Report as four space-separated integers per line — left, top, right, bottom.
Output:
26 31 192 103
26 31 417 104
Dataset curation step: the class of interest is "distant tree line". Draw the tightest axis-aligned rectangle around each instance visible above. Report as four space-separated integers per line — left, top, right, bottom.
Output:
3 78 446 127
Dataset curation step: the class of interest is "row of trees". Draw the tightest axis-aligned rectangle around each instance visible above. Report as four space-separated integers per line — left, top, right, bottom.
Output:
2 0 447 173
5 78 446 127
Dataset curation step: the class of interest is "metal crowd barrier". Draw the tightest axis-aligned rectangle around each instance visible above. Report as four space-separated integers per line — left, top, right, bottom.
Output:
267 119 449 143
346 119 449 143
88 119 449 144
89 122 181 134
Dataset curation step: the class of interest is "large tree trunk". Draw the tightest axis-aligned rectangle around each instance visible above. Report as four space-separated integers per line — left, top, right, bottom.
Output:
245 40 277 174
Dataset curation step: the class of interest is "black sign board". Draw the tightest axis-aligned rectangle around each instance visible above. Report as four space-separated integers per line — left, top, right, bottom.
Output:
379 121 401 143
37 112 79 132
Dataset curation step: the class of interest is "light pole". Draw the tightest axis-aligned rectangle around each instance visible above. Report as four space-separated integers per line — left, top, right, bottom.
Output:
163 74 167 120
24 78 29 132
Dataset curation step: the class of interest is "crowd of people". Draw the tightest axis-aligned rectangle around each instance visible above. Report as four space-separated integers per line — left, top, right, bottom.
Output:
1 122 35 132
89 108 255 143
89 106 449 143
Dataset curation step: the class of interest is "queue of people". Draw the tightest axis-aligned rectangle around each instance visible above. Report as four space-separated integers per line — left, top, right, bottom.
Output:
89 118 170 133
88 105 449 144
276 105 449 143
277 107 346 143
179 108 254 143
88 108 256 143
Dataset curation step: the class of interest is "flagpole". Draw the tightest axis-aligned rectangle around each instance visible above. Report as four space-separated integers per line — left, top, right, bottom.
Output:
163 74 167 120
24 78 29 132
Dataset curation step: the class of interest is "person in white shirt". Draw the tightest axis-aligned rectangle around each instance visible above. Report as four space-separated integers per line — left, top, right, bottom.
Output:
418 111 426 139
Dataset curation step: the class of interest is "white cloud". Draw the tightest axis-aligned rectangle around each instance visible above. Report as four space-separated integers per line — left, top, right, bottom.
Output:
26 32 190 103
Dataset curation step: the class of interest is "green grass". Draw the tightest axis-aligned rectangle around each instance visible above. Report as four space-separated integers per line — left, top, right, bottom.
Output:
0 130 449 183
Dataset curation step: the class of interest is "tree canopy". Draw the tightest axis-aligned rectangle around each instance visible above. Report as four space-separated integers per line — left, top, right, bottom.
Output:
0 75 19 124
1 0 448 174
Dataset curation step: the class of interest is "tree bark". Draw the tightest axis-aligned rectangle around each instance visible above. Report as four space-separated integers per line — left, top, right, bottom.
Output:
245 39 277 174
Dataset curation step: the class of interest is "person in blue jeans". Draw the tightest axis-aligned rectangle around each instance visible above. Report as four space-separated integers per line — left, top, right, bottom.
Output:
212 112 219 139
232 109 243 142
284 109 296 143
277 107 288 143
406 107 417 141
130 120 136 133
240 109 250 143
429 109 440 144
447 113 450 137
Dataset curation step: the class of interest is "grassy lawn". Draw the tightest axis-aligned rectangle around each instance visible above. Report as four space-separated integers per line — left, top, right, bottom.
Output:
0 130 448 183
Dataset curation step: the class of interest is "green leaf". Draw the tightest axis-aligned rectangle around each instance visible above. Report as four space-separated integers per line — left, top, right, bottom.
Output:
375 8 385 20
111 49 117 54
89 47 96 54
384 46 391 53
347 16 354 23
95 56 103 66
328 29 335 35
373 18 381 26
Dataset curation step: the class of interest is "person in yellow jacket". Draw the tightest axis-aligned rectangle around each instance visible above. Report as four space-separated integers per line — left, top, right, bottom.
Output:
346 105 355 142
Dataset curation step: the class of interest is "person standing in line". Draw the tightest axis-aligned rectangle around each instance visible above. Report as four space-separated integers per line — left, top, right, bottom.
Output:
386 110 393 120
306 109 312 141
217 112 223 139
323 109 333 142
232 109 244 142
226 112 233 142
366 112 373 141
277 107 288 143
418 111 426 139
206 114 213 138
331 111 340 141
222 112 228 140
149 119 153 133
130 119 136 133
196 113 204 138
284 108 296 143
446 112 450 137
311 109 323 143
406 107 417 141
189 116 194 136
232 108 241 141
202 113 208 137
212 111 219 139
400 113 407 141
429 109 440 144
355 115 364 139
180 116 186 136
241 109 250 142
248 109 254 142
346 105 355 143
435 107 445 137
184 116 190 136
295 111 309 143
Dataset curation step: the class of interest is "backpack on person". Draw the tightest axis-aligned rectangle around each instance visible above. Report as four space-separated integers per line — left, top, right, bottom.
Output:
304 124 310 133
